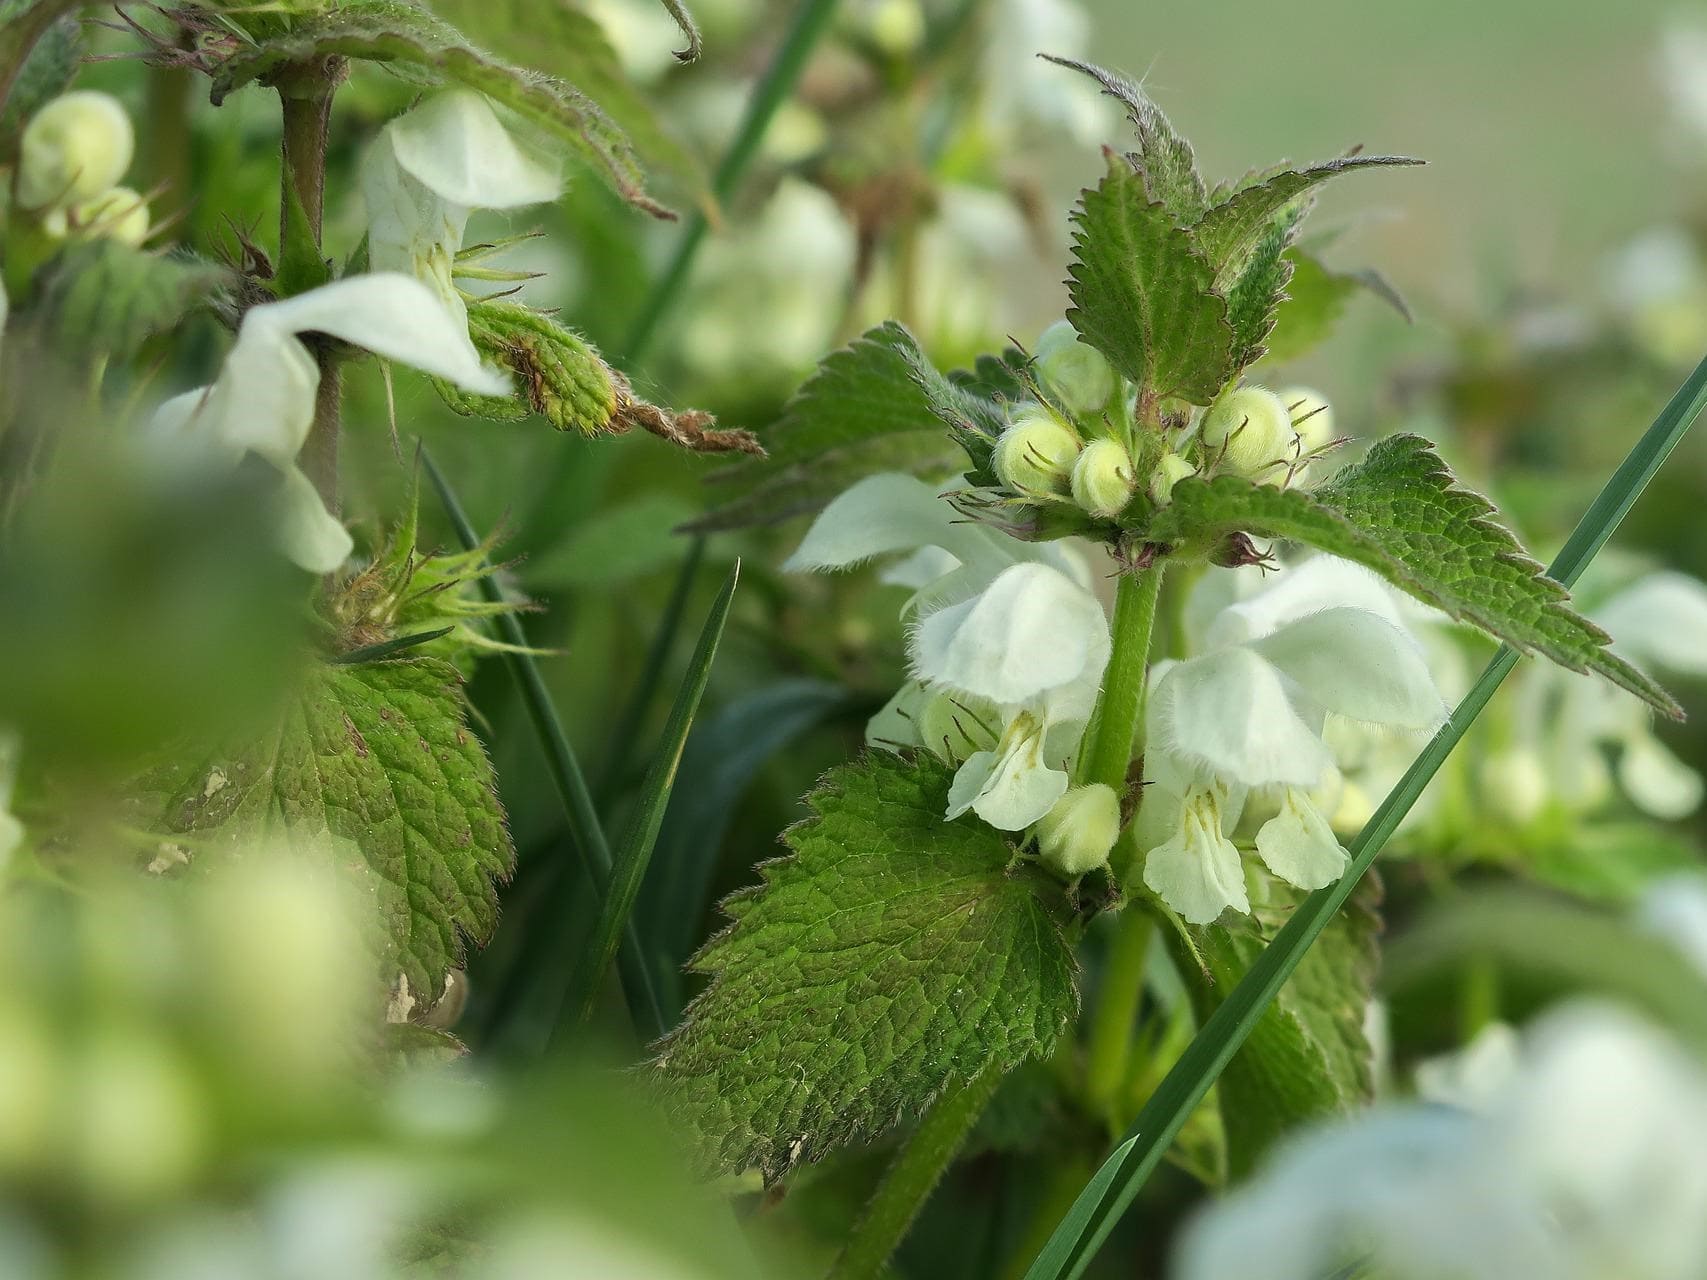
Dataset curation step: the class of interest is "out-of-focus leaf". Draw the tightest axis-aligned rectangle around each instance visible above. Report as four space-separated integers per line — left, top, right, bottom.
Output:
651 753 1078 1181
207 0 672 217
0 0 81 142
26 241 227 361
522 492 699 588
1262 249 1410 366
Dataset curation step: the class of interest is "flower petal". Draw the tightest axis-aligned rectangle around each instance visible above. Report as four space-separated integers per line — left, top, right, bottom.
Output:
1141 785 1249 924
386 90 562 210
1151 648 1331 788
865 681 928 752
256 274 510 397
782 474 1007 579
1254 787 1348 890
1594 570 1707 676
206 319 321 467
1618 732 1704 820
911 561 1109 705
1253 607 1446 730
275 466 353 573
1207 554 1407 647
949 713 1069 830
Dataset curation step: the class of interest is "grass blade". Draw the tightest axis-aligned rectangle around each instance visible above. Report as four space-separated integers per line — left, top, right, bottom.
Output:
1022 350 1707 1280
557 561 741 1034
421 446 666 1042
327 626 454 665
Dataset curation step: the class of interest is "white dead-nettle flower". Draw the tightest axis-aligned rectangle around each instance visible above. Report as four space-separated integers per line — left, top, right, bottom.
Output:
785 473 1109 830
981 0 1106 145
1489 570 1707 825
148 274 508 572
1174 1000 1707 1280
362 88 563 332
1140 556 1446 923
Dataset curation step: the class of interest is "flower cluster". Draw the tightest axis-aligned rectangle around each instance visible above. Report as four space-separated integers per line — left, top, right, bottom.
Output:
1137 557 1446 923
12 90 151 246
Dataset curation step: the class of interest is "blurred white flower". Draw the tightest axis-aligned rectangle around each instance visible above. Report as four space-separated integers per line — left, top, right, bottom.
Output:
1660 18 1707 147
147 274 509 572
1174 1001 1707 1280
1413 1021 1522 1111
1140 557 1445 923
981 0 1106 145
786 473 1108 829
1639 872 1707 980
362 89 562 332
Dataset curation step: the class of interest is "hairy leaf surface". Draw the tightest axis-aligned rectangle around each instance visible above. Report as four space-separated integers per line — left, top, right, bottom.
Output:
1066 159 1234 404
1147 435 1680 715
139 658 514 1002
652 753 1079 1181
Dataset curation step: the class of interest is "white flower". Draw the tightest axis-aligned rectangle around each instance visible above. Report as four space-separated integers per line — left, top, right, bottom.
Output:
1140 558 1445 922
362 89 562 331
1174 1001 1707 1280
786 473 1109 829
981 0 1106 145
148 274 509 573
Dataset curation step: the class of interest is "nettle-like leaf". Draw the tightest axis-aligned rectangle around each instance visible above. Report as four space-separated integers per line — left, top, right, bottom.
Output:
1192 155 1421 287
137 657 514 1005
428 0 706 200
205 0 670 217
1189 872 1381 1179
1262 248 1410 366
1145 434 1681 716
1066 156 1235 405
1044 55 1207 222
25 241 227 361
1222 211 1299 370
437 299 757 453
652 753 1079 1182
690 322 982 531
0 0 81 141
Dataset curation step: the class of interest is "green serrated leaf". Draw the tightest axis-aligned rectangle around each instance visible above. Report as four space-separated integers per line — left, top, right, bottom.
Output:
137 657 515 1003
1146 435 1681 716
1262 249 1410 366
1189 873 1380 1178
1223 211 1299 370
207 0 670 217
0 0 81 143
1066 158 1234 405
1192 156 1421 285
652 753 1079 1181
688 321 970 531
1042 56 1206 222
429 0 707 200
26 241 227 362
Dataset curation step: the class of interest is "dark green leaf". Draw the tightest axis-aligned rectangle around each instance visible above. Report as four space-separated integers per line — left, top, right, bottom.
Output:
689 321 971 531
1223 211 1298 370
1042 55 1206 221
137 657 515 1005
0 0 81 141
1066 157 1234 404
1147 435 1680 715
1262 249 1410 366
652 753 1079 1180
27 241 227 362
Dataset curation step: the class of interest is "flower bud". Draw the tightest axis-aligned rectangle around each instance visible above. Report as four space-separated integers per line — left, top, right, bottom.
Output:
1148 450 1197 506
1482 747 1548 826
16 90 134 211
1035 783 1121 876
993 410 1081 498
42 186 151 246
862 0 925 55
1200 385 1295 479
1279 386 1334 453
918 690 1000 764
1070 437 1136 518
1035 319 1115 417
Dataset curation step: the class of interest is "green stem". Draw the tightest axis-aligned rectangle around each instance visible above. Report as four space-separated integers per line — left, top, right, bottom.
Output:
278 73 339 505
1077 566 1164 794
829 1063 1006 1280
143 49 193 204
621 0 841 364
1083 908 1153 1128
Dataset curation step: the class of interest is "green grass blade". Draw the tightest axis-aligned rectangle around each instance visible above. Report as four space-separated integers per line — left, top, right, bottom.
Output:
558 561 740 1034
327 626 454 665
421 446 666 1042
621 0 841 363
596 535 706 800
1021 350 1707 1280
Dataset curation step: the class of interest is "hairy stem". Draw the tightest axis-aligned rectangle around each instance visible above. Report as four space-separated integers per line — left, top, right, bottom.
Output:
1077 566 1165 794
1083 908 1153 1126
829 1063 1006 1280
278 71 338 505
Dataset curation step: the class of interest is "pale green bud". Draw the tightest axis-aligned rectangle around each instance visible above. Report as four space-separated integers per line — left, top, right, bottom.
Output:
918 690 1000 764
1482 747 1549 827
864 0 925 55
1035 783 1121 876
16 90 134 211
42 185 151 246
1070 437 1136 518
1200 385 1295 479
994 410 1081 497
1035 319 1115 417
69 1024 204 1204
1148 450 1197 505
1279 386 1334 453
